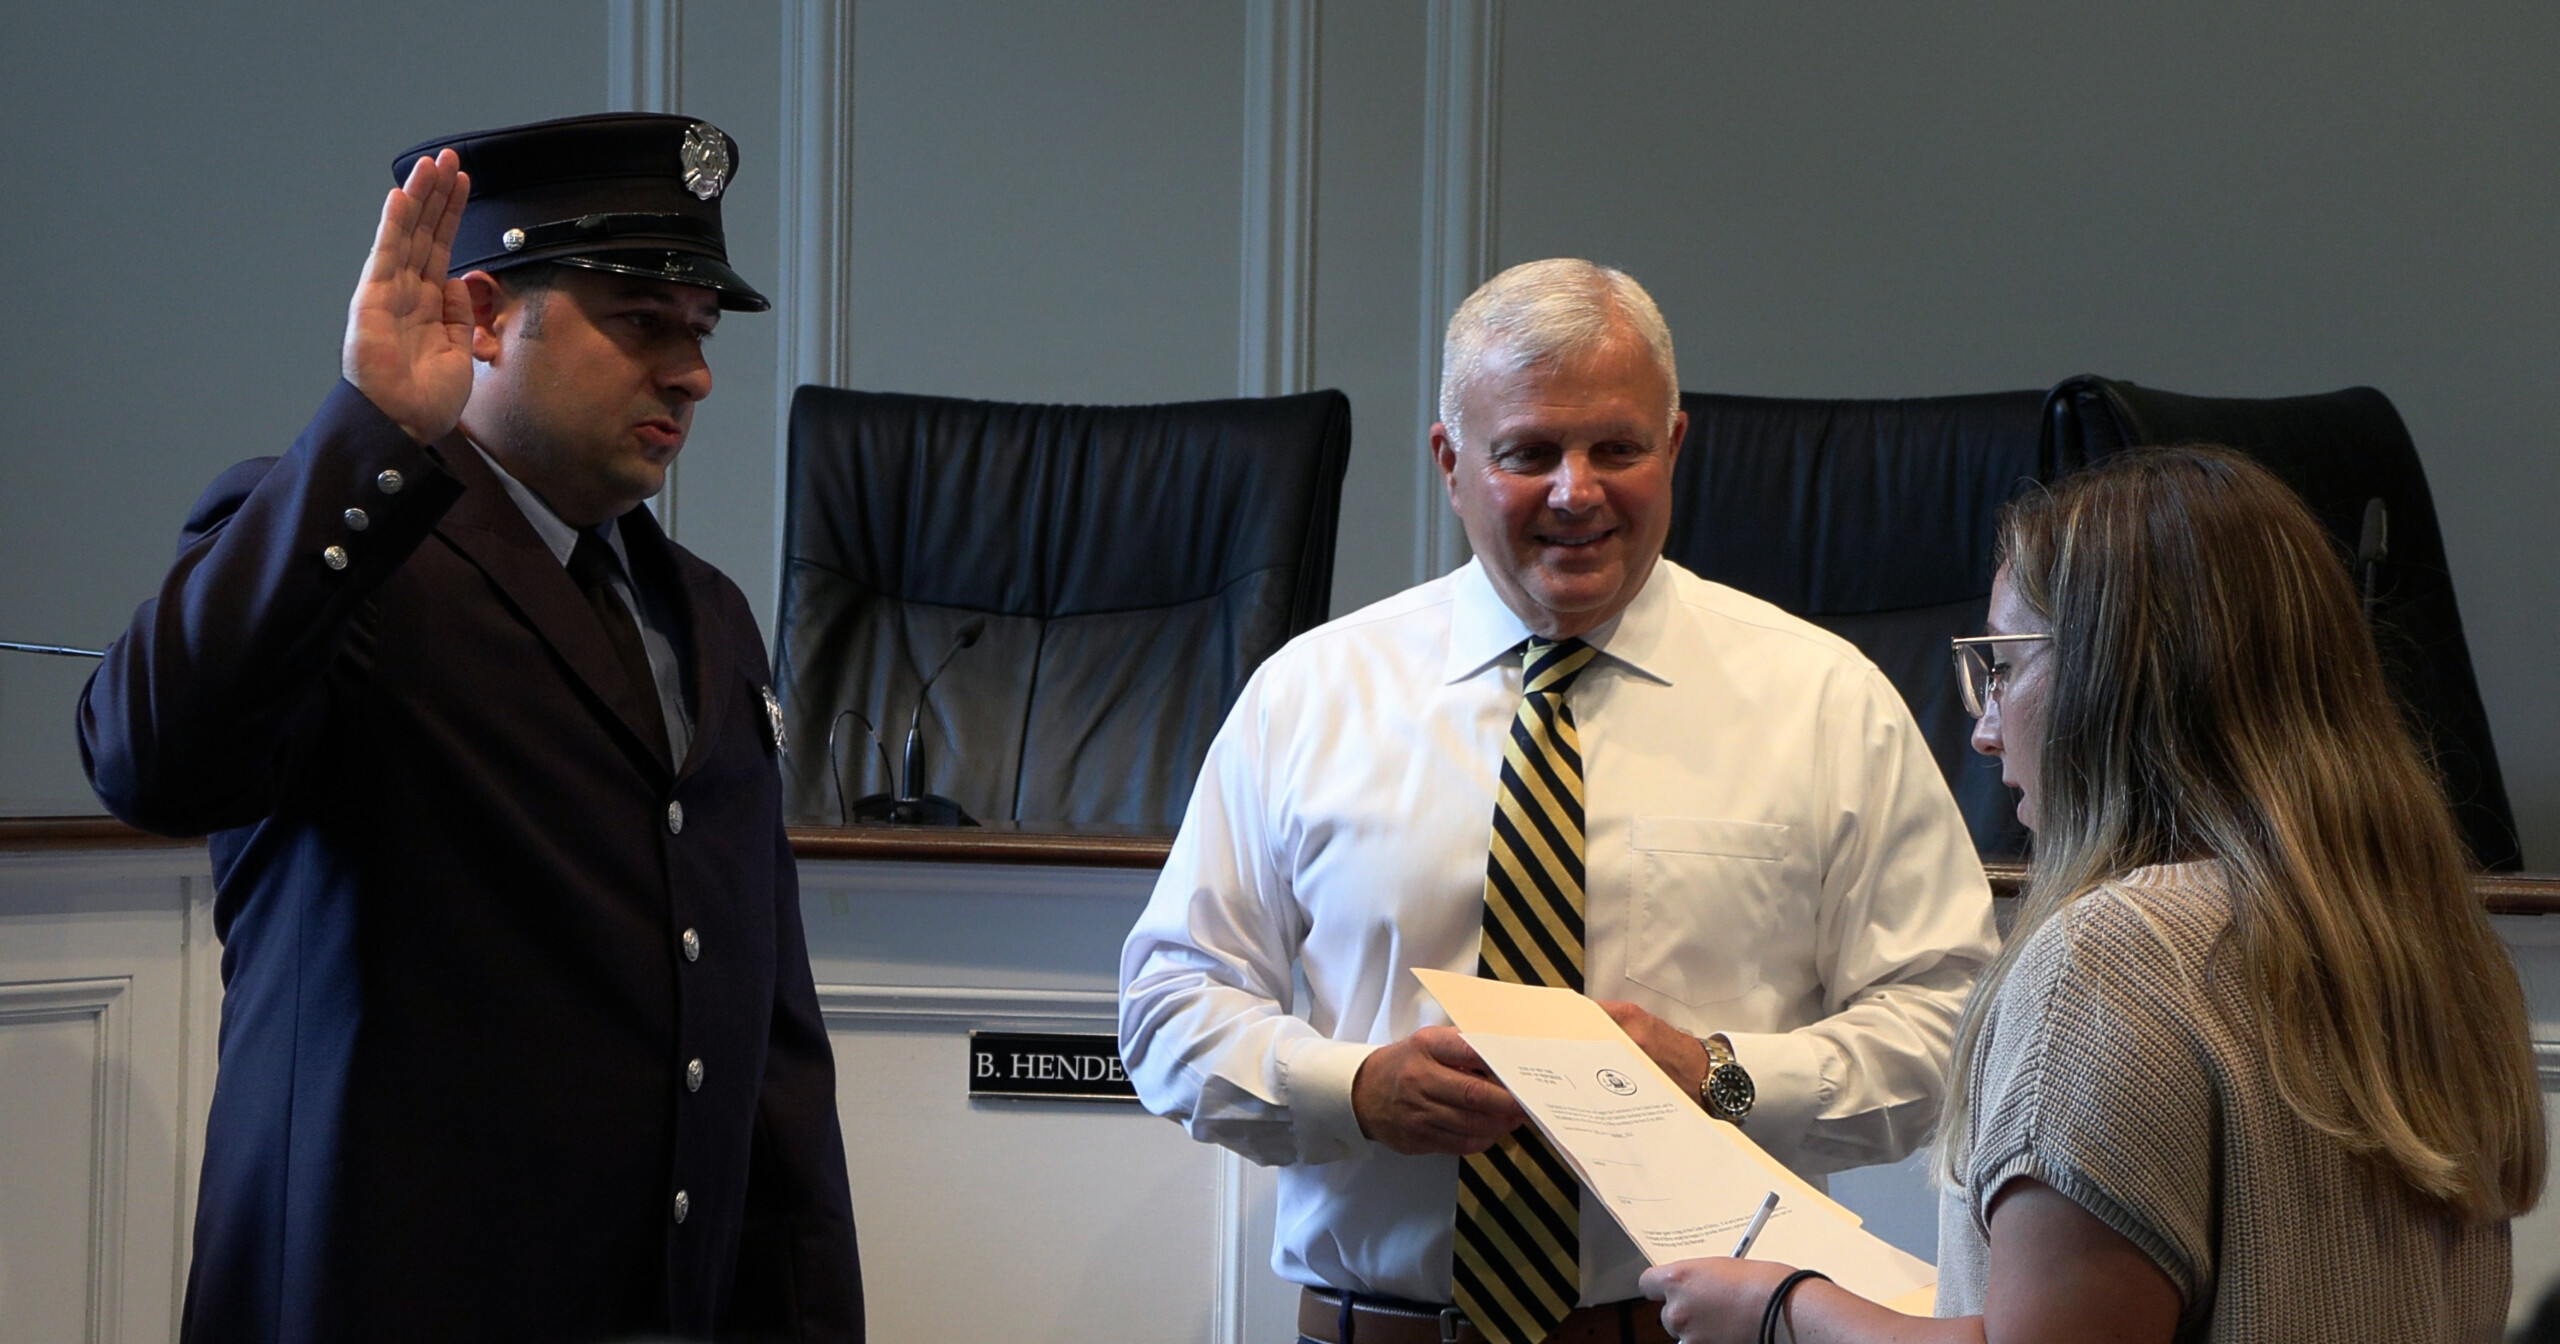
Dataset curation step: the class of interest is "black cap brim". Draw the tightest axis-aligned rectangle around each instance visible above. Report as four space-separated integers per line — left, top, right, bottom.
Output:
552 251 771 313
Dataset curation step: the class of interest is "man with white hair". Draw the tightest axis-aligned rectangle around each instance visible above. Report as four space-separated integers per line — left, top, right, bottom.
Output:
1119 259 1995 1344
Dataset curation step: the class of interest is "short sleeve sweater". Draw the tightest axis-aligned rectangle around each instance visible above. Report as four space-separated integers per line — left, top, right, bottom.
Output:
1932 862 2510 1341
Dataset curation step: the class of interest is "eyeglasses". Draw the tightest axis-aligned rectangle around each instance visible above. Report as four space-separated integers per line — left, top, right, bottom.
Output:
1950 633 2052 718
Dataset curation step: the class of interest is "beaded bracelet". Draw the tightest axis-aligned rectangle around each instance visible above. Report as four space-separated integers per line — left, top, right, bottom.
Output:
1758 1268 1832 1344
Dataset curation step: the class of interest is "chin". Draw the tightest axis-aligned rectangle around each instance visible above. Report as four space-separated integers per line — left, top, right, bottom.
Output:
617 464 670 498
1526 579 1623 616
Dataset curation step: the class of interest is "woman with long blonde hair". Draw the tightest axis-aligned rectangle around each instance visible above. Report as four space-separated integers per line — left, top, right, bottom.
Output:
1642 446 2542 1342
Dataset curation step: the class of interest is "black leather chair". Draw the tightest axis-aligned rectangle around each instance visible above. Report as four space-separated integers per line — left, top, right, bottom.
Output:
2046 376 2522 870
1664 390 2059 859
774 385 1352 829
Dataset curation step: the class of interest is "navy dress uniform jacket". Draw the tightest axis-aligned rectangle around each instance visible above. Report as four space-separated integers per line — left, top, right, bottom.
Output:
79 381 863 1343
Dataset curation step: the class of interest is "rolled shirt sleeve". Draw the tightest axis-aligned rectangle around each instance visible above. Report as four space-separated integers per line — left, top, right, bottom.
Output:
1119 665 1380 1168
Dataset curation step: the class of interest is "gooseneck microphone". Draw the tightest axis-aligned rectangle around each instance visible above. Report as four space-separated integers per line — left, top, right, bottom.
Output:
902 618 986 801
850 618 986 827
826 708 896 827
1 641 106 658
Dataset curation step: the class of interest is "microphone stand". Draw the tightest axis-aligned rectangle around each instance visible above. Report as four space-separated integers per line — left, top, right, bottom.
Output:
826 708 896 828
850 618 985 827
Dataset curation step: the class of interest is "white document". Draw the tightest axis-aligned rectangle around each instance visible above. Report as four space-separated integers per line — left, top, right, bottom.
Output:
1414 969 1937 1308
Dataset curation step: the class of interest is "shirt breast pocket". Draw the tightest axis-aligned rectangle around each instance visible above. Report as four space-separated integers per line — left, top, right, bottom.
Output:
1623 816 1791 1007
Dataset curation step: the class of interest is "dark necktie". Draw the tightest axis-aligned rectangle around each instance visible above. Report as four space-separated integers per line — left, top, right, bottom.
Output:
566 530 668 762
1453 636 1599 1344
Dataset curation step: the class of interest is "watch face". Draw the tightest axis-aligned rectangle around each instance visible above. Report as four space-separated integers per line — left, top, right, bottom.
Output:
1708 1064 1755 1118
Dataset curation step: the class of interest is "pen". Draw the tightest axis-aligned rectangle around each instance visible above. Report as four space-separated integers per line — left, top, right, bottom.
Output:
1730 1190 1781 1258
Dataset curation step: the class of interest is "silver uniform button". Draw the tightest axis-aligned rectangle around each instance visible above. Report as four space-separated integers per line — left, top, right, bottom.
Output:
685 1058 704 1092
322 545 349 571
376 469 404 495
666 800 685 834
681 927 700 962
672 1189 689 1223
343 507 370 532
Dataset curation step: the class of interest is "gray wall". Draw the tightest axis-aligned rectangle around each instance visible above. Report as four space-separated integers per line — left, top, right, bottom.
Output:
4 2 2553 869
0 2 611 811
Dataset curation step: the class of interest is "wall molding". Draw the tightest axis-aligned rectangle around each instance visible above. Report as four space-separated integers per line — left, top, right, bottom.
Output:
173 875 220 1323
0 976 133 1344
0 847 207 897
1238 0 1320 399
1415 0 1502 582
607 0 688 537
1211 1147 1254 1344
814 982 1116 1028
777 0 857 593
606 0 683 113
795 854 1156 908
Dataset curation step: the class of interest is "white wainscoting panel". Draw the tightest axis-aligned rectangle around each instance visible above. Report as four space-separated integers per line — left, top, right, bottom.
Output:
0 849 208 1344
0 977 129 1344
1214 1150 1292 1344
798 856 1301 1343
819 983 1230 1343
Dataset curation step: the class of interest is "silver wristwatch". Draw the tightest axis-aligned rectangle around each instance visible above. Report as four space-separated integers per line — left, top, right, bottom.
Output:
1697 1032 1755 1126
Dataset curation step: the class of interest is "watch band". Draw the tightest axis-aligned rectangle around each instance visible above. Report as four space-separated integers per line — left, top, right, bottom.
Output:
1698 1032 1755 1125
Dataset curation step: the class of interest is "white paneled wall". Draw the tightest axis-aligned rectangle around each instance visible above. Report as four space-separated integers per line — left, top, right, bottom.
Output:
797 857 1294 1342
0 850 215 1344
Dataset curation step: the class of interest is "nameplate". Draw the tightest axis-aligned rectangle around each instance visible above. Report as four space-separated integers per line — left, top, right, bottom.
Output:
968 1031 1140 1102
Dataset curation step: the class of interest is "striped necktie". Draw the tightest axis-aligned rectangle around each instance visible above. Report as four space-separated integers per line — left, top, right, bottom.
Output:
1453 636 1598 1344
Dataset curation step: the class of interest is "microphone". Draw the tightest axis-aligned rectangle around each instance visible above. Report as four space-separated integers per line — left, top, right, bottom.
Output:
825 708 896 827
901 618 985 800
851 617 986 827
1 641 106 658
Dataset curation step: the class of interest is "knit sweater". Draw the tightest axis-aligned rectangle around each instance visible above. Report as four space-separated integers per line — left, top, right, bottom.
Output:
1933 861 2509 1340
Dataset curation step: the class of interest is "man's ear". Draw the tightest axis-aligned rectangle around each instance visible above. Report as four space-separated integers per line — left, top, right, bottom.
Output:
460 270 510 362
1429 423 1464 513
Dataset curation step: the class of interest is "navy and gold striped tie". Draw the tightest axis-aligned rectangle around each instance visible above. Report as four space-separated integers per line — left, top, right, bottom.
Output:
1453 636 1598 1344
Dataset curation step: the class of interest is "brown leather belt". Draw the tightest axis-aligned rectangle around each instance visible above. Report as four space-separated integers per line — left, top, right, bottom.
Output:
1297 1287 1673 1344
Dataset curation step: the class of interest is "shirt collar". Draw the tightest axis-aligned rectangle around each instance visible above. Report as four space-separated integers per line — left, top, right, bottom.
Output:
470 441 626 572
1441 556 1679 687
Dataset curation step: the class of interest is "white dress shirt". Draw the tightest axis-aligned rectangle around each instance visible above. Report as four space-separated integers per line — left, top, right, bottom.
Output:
1118 557 1996 1306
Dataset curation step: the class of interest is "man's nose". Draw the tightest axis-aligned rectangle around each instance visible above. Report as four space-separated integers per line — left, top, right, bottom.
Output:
1546 450 1602 513
664 347 714 403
